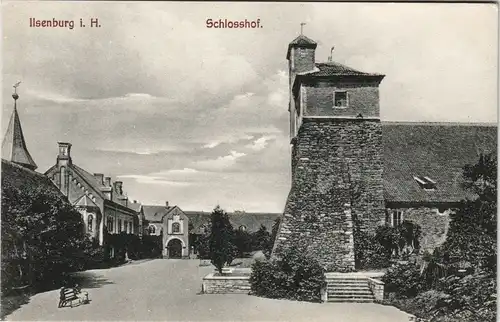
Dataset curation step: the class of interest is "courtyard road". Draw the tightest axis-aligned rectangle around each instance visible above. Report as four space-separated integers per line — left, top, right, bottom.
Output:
6 259 411 321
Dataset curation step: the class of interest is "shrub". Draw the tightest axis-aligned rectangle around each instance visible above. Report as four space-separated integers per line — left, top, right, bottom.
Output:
383 262 429 298
354 229 390 270
249 247 326 302
435 270 496 321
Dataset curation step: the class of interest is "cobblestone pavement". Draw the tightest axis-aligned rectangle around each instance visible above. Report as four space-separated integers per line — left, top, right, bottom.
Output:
5 259 411 321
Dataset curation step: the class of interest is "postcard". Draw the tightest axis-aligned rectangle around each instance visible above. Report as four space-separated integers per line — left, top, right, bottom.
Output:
1 2 497 321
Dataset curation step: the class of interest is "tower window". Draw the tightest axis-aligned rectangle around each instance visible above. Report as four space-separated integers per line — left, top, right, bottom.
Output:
299 48 307 58
334 91 348 108
414 176 437 191
172 222 180 233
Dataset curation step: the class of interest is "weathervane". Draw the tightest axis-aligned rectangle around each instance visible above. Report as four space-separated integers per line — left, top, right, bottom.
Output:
300 22 306 35
13 81 21 101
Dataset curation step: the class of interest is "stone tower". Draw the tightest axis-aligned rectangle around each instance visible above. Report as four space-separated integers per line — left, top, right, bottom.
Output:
272 34 386 272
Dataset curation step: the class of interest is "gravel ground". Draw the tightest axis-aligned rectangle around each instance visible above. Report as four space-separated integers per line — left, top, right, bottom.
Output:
5 259 411 321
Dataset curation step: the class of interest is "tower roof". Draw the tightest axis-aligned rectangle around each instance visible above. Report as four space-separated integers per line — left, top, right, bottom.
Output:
287 34 318 59
2 105 38 170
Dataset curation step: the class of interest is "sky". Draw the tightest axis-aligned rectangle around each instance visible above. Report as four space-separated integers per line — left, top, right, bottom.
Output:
2 2 498 212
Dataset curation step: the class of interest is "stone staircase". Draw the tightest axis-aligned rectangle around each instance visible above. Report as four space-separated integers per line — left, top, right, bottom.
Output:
326 276 376 303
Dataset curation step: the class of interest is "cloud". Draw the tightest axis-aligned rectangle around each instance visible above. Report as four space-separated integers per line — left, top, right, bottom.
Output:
202 134 255 149
245 135 276 151
194 151 246 170
117 174 194 186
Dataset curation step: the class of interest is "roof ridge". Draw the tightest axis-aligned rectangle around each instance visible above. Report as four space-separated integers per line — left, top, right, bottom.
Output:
381 121 497 127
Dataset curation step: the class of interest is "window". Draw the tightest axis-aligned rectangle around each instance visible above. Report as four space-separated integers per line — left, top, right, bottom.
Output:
107 217 114 232
88 215 93 232
239 225 247 232
172 222 180 233
334 91 348 108
118 219 122 232
414 176 437 191
299 48 307 58
149 225 156 235
390 210 403 227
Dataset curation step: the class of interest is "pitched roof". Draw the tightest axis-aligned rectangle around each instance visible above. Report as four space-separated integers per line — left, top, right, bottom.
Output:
286 34 318 59
63 163 137 213
184 211 280 234
128 201 142 212
1 159 60 195
71 164 106 199
289 34 317 46
142 205 172 222
382 122 497 204
310 62 384 77
1 106 37 170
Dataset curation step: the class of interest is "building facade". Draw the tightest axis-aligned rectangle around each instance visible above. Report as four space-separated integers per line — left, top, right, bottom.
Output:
142 202 190 258
271 34 497 272
45 143 140 245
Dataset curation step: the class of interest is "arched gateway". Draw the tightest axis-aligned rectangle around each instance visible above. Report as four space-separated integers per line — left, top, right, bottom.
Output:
166 238 183 259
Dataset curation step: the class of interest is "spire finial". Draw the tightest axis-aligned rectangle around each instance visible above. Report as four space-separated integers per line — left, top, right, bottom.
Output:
300 22 306 35
12 81 21 101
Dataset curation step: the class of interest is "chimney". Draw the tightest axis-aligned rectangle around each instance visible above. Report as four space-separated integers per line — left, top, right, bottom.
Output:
104 176 112 187
94 173 104 185
114 181 123 195
165 201 169 208
57 142 72 165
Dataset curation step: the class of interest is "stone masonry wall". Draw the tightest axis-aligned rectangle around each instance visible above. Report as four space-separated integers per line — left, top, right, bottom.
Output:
202 274 251 294
273 118 385 272
392 206 451 254
305 80 380 118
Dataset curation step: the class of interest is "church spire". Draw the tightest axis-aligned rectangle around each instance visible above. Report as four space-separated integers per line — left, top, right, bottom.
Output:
1 82 38 170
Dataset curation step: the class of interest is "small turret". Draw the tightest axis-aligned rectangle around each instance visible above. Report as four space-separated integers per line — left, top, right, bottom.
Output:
1 82 38 170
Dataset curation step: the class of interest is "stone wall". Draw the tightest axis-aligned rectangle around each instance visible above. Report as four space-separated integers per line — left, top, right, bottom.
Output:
304 80 380 118
273 118 385 271
202 274 251 294
391 206 451 253
367 277 385 301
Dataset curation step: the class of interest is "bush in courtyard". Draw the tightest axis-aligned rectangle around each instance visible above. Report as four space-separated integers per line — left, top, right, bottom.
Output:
353 228 390 270
209 206 236 273
249 246 326 302
383 262 429 298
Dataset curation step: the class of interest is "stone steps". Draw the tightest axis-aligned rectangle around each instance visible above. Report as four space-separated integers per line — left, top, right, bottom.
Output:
326 277 375 303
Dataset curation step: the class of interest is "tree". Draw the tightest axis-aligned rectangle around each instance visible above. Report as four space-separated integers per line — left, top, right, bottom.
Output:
441 153 497 272
1 179 96 291
252 224 271 251
209 205 236 273
233 229 253 257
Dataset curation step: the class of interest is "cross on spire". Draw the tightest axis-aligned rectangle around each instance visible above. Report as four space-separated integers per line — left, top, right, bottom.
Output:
300 22 306 35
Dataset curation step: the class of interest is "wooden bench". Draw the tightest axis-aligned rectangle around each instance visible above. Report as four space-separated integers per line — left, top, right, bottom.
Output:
58 288 81 308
